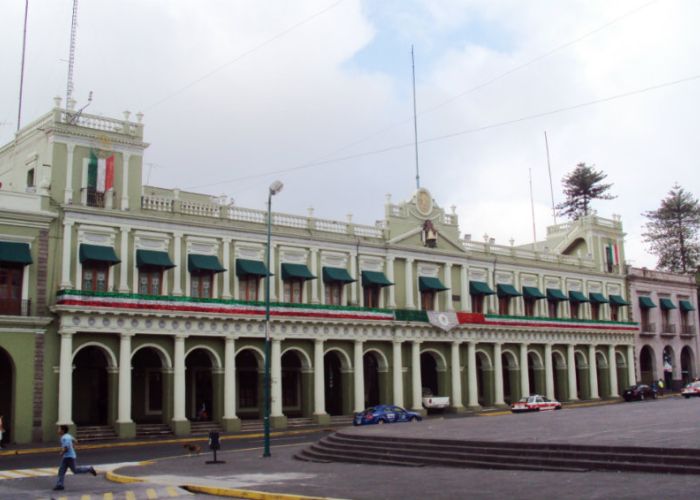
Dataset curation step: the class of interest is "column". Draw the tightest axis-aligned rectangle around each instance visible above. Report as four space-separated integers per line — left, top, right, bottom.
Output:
627 345 636 387
411 341 422 411
544 343 554 400
223 336 237 420
310 248 319 303
173 335 186 422
353 340 365 412
221 239 231 299
588 344 599 399
493 343 505 405
392 341 404 407
386 256 396 308
172 233 182 296
121 152 131 210
567 344 578 401
520 343 530 397
404 258 415 309
271 339 283 417
119 227 130 292
450 341 464 409
349 251 358 306
460 265 470 311
444 263 454 311
117 333 133 424
64 143 75 204
608 345 619 397
60 221 74 289
57 331 74 425
313 339 326 416
467 341 479 408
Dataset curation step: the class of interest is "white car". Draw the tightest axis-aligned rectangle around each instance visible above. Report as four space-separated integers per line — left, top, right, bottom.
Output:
511 395 562 413
681 381 700 398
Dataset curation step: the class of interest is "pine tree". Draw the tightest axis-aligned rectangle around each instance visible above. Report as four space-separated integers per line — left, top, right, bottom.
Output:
642 185 700 273
555 162 616 220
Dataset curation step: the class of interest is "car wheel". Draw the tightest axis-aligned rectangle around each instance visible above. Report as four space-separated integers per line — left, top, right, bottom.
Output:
378 419 386 425
684 395 690 399
409 417 418 423
640 393 645 401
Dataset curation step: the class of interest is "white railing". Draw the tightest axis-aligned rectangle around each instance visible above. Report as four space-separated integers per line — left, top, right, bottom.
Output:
462 239 595 268
181 200 220 217
273 213 308 230
315 218 348 234
628 267 695 284
59 111 139 136
141 195 173 212
354 225 384 238
230 206 266 224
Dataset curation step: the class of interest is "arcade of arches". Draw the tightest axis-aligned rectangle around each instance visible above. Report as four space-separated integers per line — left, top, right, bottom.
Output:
639 344 697 389
55 332 647 437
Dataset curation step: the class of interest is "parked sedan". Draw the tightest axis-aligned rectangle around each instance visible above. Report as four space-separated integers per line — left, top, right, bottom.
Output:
681 381 700 398
510 395 562 413
622 384 657 401
353 405 422 426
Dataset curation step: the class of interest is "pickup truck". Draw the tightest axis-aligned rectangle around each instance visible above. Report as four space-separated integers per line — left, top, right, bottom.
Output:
422 388 450 410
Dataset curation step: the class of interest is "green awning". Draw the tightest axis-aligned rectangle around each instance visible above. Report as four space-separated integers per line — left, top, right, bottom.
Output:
79 244 120 265
589 292 609 304
546 288 568 301
497 284 521 297
569 291 589 303
281 263 316 281
236 259 269 277
638 296 656 309
609 294 630 306
680 300 695 312
361 271 393 287
418 276 449 292
470 281 495 296
136 249 175 269
322 266 355 284
0 241 32 265
659 298 676 310
188 254 225 273
523 286 546 300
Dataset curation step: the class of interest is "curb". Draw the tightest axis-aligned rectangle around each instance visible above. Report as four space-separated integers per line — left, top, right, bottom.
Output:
183 483 346 500
104 461 153 484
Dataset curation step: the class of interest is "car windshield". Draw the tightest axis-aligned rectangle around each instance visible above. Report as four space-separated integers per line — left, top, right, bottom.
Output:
517 397 529 402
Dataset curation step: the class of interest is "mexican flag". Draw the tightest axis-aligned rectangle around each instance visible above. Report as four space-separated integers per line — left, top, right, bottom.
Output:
605 240 619 266
88 152 115 193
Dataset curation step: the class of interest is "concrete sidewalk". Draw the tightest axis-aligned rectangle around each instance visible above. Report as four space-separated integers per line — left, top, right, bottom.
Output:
109 397 700 500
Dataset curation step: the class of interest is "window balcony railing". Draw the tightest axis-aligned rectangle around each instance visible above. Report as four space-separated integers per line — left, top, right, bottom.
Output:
0 299 31 316
681 324 695 336
641 322 656 335
661 323 676 335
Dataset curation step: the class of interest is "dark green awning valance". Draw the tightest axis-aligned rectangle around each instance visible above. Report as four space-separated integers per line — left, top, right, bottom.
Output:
523 286 546 300
79 244 120 265
236 259 269 277
497 284 521 297
188 254 225 273
418 276 448 292
361 271 393 287
659 298 676 310
639 296 656 309
281 263 316 281
470 281 495 296
589 292 608 304
546 288 568 301
680 300 695 312
136 249 175 269
322 266 355 284
569 291 589 303
0 241 32 265
609 294 629 306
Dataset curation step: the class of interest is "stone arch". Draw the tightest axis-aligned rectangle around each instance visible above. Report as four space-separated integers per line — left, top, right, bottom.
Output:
131 345 170 424
281 346 312 371
681 346 695 385
595 351 608 368
501 349 519 368
552 350 567 369
185 345 222 370
475 350 493 406
0 347 15 444
527 350 545 395
363 349 388 408
324 349 348 416
73 344 113 426
72 341 118 368
574 350 589 399
639 345 655 384
421 349 447 399
185 347 219 421
552 350 568 402
236 348 263 419
662 345 675 388
131 343 172 369
323 347 352 371
420 348 448 371
595 351 610 398
363 348 389 372
527 350 544 369
281 348 311 418
501 349 519 404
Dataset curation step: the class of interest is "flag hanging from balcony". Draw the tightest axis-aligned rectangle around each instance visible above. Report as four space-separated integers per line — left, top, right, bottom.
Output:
88 151 115 193
605 240 619 267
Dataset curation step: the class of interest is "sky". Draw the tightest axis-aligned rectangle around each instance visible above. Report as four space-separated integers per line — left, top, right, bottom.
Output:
2 0 699 269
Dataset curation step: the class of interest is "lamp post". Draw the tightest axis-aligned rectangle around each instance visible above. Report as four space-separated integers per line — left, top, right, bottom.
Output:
263 180 283 458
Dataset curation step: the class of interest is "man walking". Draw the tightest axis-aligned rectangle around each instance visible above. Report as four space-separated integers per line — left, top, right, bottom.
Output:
53 425 96 491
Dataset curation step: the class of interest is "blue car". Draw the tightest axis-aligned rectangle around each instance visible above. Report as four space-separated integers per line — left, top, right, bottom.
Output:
353 405 422 426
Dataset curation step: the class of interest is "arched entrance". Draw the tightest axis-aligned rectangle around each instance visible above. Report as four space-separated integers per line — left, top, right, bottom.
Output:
73 346 111 425
574 351 589 399
527 352 544 395
596 351 609 398
552 351 567 401
615 352 628 390
639 345 655 384
0 347 14 445
281 350 305 418
681 346 694 385
501 351 519 404
185 349 214 421
324 351 344 415
131 347 169 424
236 349 261 419
363 352 381 407
663 346 674 389
476 351 493 406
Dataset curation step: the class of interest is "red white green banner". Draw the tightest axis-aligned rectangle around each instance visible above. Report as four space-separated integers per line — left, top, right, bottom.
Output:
89 152 115 193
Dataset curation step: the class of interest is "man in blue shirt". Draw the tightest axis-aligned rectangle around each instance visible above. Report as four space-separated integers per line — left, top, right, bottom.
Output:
53 425 96 491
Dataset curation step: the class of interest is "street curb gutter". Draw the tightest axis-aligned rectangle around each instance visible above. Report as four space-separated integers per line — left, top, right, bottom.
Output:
104 461 153 484
183 483 347 500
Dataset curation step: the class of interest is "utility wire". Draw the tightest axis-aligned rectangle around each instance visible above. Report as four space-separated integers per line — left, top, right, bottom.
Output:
186 72 700 190
143 0 346 111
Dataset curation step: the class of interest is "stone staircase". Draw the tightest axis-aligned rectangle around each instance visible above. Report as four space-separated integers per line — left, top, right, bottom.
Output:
76 425 118 443
190 421 223 436
135 423 173 439
296 431 700 475
238 415 353 433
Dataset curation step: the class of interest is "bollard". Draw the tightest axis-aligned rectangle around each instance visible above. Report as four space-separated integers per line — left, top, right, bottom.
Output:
206 431 225 464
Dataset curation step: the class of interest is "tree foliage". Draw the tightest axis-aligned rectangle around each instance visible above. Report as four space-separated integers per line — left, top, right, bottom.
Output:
642 185 700 273
556 162 616 220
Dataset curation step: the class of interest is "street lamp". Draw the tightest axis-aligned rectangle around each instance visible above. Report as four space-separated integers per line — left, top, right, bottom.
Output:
263 180 283 458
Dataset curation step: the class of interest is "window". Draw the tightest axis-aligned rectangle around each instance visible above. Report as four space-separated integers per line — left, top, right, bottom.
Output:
364 285 380 308
325 282 342 305
283 279 303 303
471 294 484 314
524 298 536 317
191 272 213 298
570 301 580 319
239 276 259 302
661 308 670 331
26 168 35 187
138 269 162 295
681 309 689 332
610 304 619 322
591 302 600 321
0 264 23 315
641 308 651 332
498 296 510 315
86 187 105 208
548 300 559 319
420 290 435 310
82 263 109 292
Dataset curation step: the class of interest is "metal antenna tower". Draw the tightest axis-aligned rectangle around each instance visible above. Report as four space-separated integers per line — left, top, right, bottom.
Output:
66 0 79 110
411 45 420 190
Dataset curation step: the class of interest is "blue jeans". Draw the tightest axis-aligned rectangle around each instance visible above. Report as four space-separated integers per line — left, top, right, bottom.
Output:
55 457 91 487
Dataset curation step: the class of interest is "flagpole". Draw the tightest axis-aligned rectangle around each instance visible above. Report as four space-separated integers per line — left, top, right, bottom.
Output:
17 0 29 131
